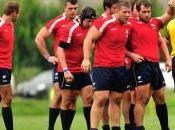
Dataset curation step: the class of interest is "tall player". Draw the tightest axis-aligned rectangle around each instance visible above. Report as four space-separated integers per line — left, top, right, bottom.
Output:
126 0 174 129
57 7 96 130
35 0 79 130
0 1 20 130
82 1 131 130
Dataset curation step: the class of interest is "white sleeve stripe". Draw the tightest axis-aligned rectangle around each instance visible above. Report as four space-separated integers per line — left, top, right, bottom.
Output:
48 16 66 32
99 15 116 33
67 21 79 43
0 17 5 28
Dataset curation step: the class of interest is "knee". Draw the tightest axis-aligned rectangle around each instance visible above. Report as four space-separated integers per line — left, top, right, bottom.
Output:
94 96 108 107
110 94 122 105
62 97 76 109
136 94 148 105
83 95 93 106
153 93 165 104
2 96 12 107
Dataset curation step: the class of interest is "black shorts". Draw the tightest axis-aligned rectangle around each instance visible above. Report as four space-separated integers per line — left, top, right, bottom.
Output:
132 61 166 90
58 72 92 90
0 68 11 86
52 64 59 83
92 67 128 93
126 67 136 91
172 57 175 83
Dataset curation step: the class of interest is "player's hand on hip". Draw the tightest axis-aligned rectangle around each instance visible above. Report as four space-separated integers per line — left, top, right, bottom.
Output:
47 56 58 64
64 71 74 83
81 59 91 73
132 53 144 63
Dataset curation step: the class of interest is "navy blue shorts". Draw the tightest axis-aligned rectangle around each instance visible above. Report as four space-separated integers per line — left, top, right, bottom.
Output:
52 64 59 83
0 68 11 86
92 67 128 93
58 72 92 90
126 68 136 91
132 61 166 90
172 57 175 83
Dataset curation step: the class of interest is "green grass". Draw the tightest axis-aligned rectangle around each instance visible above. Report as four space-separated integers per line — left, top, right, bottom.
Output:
0 89 175 130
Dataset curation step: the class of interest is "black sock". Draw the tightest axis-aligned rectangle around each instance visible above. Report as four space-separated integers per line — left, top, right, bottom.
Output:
129 104 135 125
111 126 121 130
83 107 91 130
136 126 145 130
125 123 135 130
48 108 60 130
60 109 75 130
2 107 13 130
102 125 110 130
90 128 98 130
156 104 170 130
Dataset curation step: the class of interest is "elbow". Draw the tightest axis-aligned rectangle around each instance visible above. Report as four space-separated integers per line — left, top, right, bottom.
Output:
35 36 39 45
35 35 43 47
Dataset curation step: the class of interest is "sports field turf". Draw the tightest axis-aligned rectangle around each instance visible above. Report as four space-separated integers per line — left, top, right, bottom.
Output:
0 89 175 130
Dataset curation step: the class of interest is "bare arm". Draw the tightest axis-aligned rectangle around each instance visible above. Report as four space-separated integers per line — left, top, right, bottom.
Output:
81 26 101 72
83 26 101 60
35 27 57 64
159 0 175 25
126 50 145 63
159 36 172 72
57 45 74 82
57 46 67 69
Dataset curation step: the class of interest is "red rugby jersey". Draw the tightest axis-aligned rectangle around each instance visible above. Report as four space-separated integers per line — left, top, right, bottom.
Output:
58 21 89 72
45 14 73 56
93 15 130 67
125 17 139 68
129 18 163 62
0 17 15 69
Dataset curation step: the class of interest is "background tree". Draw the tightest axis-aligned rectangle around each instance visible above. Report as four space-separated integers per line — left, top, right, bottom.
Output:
0 0 164 84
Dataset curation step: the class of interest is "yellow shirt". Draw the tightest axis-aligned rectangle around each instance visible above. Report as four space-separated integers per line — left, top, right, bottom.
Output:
167 19 175 56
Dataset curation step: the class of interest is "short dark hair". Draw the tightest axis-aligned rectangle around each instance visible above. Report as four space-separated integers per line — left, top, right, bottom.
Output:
65 0 78 5
103 0 118 10
131 0 137 11
3 1 19 15
80 6 96 22
117 0 131 9
135 0 151 11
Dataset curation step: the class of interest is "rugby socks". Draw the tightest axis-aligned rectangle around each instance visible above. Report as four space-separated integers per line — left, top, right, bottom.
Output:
83 107 91 130
90 128 98 130
136 126 145 130
60 109 75 130
102 125 110 130
111 126 121 130
2 107 13 130
129 104 135 125
125 123 135 130
156 104 170 130
48 108 60 130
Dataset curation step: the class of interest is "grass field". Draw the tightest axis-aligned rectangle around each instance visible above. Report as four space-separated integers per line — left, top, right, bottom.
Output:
0 88 175 130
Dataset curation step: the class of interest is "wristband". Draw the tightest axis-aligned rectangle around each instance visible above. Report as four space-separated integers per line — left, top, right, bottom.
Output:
63 67 69 72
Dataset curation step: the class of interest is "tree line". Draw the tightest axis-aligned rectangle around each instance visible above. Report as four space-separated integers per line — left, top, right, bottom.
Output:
0 0 163 83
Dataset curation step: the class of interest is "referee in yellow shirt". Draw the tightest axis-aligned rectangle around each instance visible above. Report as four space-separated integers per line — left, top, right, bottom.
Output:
166 19 175 92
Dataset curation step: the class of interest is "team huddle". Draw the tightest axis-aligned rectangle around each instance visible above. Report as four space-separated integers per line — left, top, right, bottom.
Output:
1 0 175 130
